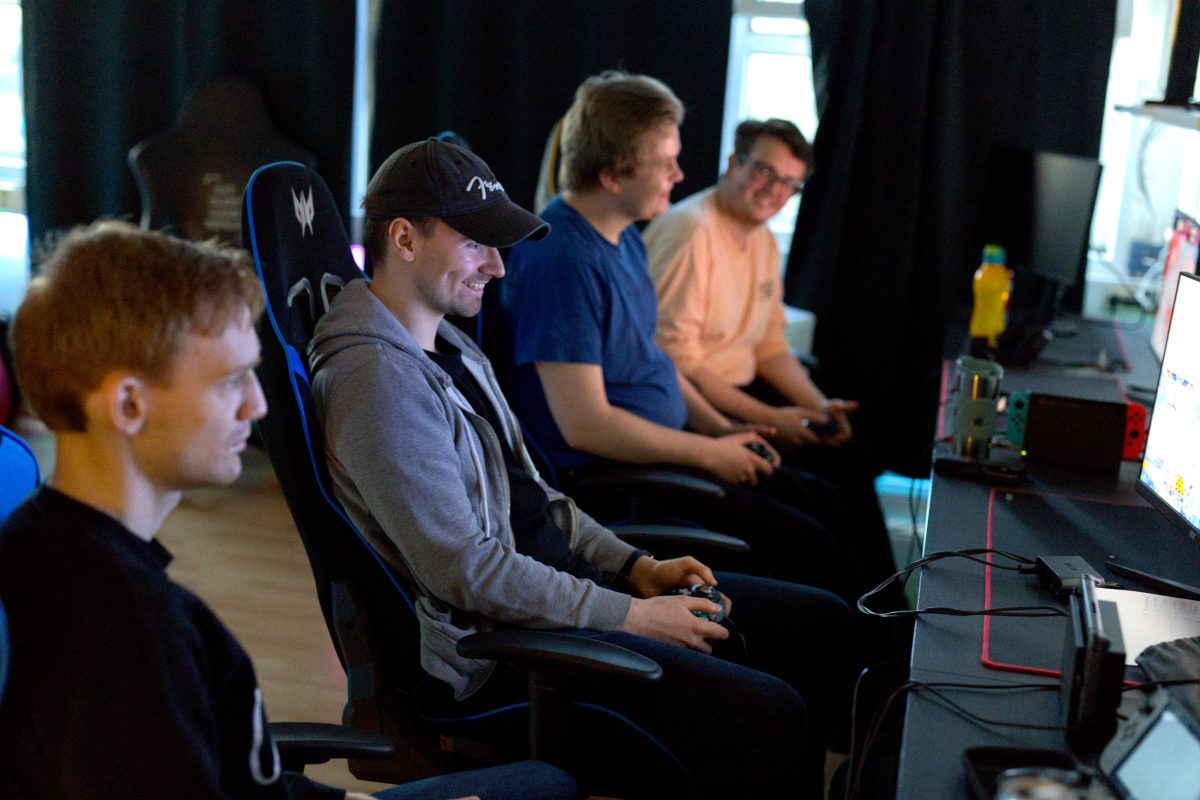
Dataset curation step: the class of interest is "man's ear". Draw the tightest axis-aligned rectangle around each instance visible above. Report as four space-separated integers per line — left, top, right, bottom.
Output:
597 167 625 196
93 373 150 436
387 217 421 263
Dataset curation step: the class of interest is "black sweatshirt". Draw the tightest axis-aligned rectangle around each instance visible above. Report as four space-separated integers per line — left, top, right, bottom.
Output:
0 487 343 800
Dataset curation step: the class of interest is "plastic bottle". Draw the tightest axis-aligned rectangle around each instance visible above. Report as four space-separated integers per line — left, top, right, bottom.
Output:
968 244 1012 349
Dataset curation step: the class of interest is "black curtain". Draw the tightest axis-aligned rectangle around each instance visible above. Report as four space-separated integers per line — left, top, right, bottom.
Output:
23 0 355 244
370 0 731 213
787 1 1116 476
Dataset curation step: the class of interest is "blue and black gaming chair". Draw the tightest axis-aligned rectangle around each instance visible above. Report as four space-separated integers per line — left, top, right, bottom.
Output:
242 161 685 792
0 426 36 711
0 600 9 709
0 426 39 522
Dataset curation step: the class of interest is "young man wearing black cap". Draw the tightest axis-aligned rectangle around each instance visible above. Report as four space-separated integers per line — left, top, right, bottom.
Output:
309 138 853 798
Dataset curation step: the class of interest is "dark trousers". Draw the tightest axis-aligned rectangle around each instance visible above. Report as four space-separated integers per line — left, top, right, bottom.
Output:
373 760 579 800
741 377 899 593
562 460 868 606
413 573 852 799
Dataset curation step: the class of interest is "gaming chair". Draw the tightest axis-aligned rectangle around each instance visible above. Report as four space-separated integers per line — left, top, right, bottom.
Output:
129 77 314 246
242 161 681 791
0 426 39 521
0 600 8 710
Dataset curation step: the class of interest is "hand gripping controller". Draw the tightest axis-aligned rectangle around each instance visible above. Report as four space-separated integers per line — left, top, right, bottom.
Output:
662 584 727 623
801 417 842 437
746 442 776 465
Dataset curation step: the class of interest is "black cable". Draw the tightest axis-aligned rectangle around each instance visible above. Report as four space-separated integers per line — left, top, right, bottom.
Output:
858 548 1065 619
846 679 1062 800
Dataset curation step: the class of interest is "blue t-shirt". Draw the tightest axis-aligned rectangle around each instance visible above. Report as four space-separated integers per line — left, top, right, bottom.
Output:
499 197 688 469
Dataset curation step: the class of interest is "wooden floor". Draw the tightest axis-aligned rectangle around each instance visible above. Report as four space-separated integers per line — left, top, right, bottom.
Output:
13 417 848 797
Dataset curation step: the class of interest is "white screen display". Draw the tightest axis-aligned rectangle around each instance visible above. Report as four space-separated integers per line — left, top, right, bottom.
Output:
1139 272 1200 536
1113 708 1200 799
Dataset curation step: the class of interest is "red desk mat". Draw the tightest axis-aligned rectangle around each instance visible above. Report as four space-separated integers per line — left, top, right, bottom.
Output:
979 486 1152 679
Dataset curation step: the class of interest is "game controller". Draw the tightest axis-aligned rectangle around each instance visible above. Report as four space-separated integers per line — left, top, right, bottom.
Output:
802 417 842 437
1124 401 1147 461
746 442 776 465
662 584 727 623
1005 389 1030 446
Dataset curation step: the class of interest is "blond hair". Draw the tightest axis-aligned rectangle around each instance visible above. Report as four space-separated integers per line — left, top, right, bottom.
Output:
558 70 684 192
12 221 263 432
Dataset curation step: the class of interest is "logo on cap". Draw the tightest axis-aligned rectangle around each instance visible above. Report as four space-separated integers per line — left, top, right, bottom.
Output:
292 186 314 236
465 175 504 200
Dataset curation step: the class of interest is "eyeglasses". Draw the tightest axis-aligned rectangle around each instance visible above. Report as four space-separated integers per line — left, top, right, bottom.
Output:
736 153 805 196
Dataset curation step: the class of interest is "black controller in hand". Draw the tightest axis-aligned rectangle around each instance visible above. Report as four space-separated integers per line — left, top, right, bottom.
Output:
746 442 776 465
802 417 842 437
662 584 727 623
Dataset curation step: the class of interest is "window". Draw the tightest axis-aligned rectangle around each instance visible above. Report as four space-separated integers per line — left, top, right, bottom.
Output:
0 0 26 317
721 0 817 259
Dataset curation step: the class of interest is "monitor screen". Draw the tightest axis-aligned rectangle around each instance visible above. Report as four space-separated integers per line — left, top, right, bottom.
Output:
1138 271 1200 542
1111 707 1200 800
979 146 1102 335
979 147 1102 283
1150 210 1200 360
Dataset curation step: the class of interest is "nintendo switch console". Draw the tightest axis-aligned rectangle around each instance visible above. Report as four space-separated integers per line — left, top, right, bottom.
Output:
1004 391 1146 472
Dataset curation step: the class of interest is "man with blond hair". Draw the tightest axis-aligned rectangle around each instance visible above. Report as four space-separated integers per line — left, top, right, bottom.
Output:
0 221 575 800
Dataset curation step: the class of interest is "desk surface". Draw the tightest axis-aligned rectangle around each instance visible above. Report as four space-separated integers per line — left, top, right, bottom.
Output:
895 318 1200 800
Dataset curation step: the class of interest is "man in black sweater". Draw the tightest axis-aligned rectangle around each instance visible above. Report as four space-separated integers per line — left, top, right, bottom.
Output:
0 221 576 800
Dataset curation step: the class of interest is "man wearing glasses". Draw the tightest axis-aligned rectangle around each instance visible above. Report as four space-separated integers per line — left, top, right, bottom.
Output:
644 118 848 447
644 118 898 594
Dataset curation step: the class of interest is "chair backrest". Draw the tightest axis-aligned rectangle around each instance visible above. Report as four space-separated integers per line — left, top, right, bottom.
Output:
241 161 425 695
0 599 9 709
532 116 564 216
131 77 315 246
0 426 40 523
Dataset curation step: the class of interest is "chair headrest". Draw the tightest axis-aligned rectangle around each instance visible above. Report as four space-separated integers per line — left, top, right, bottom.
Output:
243 162 364 350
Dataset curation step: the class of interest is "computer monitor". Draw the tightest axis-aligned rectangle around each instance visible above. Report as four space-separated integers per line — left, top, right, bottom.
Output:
1138 271 1200 543
1150 210 1200 360
978 146 1103 365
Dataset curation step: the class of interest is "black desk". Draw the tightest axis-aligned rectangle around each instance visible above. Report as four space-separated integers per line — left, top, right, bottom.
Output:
894 318 1200 799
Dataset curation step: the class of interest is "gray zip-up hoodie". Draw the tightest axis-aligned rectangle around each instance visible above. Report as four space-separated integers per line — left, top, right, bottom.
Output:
308 279 636 699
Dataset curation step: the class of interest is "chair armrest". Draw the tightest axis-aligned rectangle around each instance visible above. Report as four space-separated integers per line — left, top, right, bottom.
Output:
456 629 661 683
270 721 396 772
612 524 751 554
574 467 725 499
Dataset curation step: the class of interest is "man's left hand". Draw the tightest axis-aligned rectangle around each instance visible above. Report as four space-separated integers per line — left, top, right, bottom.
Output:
627 555 716 598
822 398 859 446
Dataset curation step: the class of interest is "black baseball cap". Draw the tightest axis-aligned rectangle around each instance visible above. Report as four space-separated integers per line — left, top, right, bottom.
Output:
362 138 549 248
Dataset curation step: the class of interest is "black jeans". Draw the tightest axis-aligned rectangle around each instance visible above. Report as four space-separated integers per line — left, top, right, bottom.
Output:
741 376 899 594
413 572 853 799
561 460 869 606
